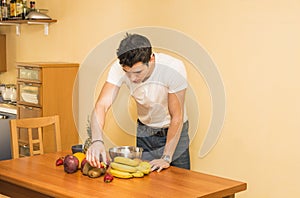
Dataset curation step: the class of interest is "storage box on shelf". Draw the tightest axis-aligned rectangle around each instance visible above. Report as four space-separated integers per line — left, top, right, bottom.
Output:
16 62 79 153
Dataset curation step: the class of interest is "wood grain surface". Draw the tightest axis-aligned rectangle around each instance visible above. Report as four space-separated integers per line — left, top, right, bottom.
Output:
0 151 246 198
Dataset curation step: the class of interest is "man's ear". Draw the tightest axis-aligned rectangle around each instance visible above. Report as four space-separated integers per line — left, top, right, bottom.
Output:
150 54 155 62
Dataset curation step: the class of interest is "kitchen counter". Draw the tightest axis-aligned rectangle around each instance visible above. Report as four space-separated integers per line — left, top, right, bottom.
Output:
0 151 246 198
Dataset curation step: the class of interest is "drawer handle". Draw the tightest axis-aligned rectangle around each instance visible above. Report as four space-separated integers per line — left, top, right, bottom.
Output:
23 83 33 86
23 106 33 110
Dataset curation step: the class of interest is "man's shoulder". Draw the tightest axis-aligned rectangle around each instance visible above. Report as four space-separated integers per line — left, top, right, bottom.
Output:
155 53 182 64
155 53 186 73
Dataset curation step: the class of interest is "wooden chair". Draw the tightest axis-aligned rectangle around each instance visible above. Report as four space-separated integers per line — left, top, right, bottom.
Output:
10 115 62 159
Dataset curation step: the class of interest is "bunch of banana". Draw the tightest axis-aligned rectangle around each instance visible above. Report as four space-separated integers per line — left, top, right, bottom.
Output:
109 156 151 179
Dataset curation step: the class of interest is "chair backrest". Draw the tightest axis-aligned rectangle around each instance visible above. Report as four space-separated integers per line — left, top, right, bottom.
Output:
10 115 62 159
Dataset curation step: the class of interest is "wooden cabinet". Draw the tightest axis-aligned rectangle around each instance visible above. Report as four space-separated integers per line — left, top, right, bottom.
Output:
0 34 7 72
16 62 79 153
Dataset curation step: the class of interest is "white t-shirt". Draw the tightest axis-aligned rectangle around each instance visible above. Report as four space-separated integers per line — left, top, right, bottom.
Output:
107 53 188 128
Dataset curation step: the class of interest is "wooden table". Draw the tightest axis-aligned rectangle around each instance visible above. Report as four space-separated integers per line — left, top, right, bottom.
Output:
0 151 246 198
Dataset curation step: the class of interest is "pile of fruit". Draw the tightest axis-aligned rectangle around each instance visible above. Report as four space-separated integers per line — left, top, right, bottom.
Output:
55 152 151 183
56 152 113 182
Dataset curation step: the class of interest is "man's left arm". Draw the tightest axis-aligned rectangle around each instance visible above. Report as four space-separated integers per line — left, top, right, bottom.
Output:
149 88 186 172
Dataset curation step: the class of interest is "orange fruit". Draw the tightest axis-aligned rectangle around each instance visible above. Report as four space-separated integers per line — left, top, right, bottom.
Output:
73 152 86 169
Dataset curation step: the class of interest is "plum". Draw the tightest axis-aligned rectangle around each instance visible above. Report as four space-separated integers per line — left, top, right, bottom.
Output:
63 155 79 174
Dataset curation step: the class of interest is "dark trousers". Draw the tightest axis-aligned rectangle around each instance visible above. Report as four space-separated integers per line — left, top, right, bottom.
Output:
136 120 190 170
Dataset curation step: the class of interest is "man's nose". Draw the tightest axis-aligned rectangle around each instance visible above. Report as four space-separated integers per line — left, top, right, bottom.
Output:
129 74 138 82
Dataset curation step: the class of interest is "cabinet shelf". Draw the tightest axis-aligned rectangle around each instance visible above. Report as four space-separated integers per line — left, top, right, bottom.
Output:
0 19 57 36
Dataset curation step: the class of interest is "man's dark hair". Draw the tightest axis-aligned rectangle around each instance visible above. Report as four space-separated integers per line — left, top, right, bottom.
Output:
117 33 152 67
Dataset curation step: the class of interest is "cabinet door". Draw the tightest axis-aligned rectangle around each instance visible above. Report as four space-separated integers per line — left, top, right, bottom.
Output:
17 66 41 82
17 104 42 118
0 35 6 72
17 81 42 107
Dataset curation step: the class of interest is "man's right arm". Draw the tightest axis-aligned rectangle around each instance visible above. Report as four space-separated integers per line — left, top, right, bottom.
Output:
86 82 120 167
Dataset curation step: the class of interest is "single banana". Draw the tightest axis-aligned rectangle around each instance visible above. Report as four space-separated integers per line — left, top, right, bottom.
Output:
139 161 151 169
111 162 137 173
138 167 151 175
137 161 151 174
110 169 133 179
114 156 140 167
132 171 144 178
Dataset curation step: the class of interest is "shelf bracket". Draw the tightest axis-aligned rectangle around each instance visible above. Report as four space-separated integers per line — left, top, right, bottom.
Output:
16 24 20 36
0 22 21 36
27 21 50 35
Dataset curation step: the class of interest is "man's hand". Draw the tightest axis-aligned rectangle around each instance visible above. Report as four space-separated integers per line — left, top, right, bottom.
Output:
149 158 170 172
86 141 107 168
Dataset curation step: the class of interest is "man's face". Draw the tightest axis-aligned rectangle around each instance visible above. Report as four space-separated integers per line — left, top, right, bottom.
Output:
122 62 150 84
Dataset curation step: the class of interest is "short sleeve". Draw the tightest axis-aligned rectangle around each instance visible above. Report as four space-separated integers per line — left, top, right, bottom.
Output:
167 59 188 93
106 60 125 87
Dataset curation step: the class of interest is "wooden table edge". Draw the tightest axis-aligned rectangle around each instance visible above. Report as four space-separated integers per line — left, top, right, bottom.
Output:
0 175 66 198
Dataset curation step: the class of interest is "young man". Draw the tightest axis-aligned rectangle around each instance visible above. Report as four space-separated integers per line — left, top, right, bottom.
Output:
86 33 190 172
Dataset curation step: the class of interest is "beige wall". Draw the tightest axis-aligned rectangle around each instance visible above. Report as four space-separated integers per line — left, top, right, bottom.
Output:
1 0 300 197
